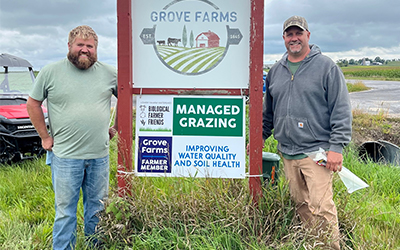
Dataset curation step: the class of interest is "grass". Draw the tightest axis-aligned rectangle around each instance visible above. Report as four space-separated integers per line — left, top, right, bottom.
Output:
0 137 120 249
1 114 400 249
341 65 400 81
96 139 400 250
346 80 370 92
0 159 53 249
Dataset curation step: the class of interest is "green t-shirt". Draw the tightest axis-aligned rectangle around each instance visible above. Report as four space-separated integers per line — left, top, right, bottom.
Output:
288 60 302 75
30 59 117 159
281 152 308 160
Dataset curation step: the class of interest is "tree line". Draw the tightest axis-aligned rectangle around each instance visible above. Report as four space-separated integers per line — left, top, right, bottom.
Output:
336 57 399 67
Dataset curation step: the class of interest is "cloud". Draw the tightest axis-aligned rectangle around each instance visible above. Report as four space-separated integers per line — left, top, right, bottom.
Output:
0 0 117 69
264 0 400 62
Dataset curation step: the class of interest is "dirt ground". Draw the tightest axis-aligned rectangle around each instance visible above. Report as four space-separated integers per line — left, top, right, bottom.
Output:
351 115 400 148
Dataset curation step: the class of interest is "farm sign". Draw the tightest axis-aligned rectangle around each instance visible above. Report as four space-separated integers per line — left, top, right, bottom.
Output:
135 95 246 178
132 0 250 88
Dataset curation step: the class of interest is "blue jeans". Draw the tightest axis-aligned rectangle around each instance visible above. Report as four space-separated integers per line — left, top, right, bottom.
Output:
51 154 109 250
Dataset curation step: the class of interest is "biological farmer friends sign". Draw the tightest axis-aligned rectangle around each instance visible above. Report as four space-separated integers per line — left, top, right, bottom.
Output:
135 95 246 178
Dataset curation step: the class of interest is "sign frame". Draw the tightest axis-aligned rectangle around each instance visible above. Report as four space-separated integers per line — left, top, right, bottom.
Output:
117 0 264 200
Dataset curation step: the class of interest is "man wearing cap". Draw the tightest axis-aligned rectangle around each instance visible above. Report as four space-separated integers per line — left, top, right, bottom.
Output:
262 16 352 249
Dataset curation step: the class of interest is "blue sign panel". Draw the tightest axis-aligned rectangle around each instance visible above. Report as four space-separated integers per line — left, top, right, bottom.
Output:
137 136 172 173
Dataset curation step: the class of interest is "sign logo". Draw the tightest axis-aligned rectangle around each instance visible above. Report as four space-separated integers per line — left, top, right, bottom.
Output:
137 136 172 173
140 0 243 75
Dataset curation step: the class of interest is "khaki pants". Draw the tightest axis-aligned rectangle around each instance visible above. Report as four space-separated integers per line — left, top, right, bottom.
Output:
281 156 340 250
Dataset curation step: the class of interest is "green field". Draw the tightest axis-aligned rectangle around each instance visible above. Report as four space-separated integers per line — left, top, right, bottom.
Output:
157 46 225 74
341 64 400 80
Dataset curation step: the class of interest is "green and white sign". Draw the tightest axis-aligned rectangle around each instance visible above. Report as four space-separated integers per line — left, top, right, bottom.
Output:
173 97 243 136
135 95 246 178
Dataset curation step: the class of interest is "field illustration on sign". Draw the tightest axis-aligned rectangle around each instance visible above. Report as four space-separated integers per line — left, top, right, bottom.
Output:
156 34 225 74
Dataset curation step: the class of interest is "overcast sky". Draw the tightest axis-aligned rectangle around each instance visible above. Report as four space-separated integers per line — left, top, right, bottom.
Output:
1 0 400 69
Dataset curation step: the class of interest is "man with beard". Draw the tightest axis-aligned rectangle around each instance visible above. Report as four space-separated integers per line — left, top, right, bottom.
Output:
257 16 351 249
27 25 117 249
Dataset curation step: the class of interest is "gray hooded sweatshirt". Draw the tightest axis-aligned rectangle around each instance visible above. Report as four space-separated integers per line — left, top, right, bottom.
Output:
262 44 352 155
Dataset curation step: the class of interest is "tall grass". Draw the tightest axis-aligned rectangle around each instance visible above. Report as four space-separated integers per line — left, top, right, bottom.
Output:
0 115 400 249
0 158 101 249
95 140 400 250
0 159 53 249
346 80 370 92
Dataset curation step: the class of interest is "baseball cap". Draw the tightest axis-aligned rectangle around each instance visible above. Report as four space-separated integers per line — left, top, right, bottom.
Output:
283 16 308 33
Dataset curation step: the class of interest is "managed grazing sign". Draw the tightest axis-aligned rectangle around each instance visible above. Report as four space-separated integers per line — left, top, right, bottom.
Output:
135 95 246 178
172 97 243 136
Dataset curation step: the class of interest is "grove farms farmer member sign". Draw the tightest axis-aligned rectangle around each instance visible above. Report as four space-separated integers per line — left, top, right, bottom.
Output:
135 95 246 178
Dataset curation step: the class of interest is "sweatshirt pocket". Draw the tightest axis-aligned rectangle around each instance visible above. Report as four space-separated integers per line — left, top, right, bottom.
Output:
274 116 318 147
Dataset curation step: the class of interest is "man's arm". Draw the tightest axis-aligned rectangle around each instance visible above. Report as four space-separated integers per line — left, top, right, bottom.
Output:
26 97 53 151
326 65 352 172
262 75 274 141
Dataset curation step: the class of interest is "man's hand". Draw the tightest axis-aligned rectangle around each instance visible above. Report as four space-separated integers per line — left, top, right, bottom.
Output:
42 136 54 151
246 141 265 155
109 126 118 140
326 151 343 172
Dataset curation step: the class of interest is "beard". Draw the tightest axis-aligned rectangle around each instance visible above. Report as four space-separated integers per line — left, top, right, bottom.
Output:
67 51 97 70
287 42 303 54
